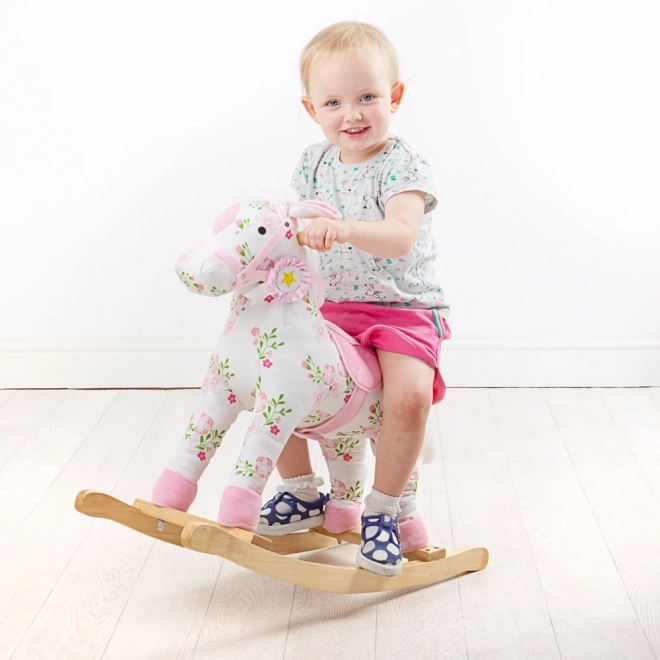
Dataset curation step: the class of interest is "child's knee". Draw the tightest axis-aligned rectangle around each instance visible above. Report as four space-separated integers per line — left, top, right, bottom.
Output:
385 384 432 421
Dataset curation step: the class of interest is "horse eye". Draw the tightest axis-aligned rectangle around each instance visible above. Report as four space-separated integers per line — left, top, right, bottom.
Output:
258 226 267 235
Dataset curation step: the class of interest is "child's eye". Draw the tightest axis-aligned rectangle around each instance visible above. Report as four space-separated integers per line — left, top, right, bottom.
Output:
326 100 340 107
361 94 375 102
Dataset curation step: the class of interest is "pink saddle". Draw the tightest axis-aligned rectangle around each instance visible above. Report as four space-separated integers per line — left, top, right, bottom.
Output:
293 321 381 441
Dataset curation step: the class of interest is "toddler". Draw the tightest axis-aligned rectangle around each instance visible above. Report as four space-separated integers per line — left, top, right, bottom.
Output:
256 21 451 577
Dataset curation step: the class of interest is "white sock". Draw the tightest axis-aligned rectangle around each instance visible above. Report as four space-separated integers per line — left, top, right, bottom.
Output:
278 473 323 503
363 488 401 519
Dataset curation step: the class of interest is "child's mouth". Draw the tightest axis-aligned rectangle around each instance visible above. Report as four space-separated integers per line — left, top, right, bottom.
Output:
344 127 369 138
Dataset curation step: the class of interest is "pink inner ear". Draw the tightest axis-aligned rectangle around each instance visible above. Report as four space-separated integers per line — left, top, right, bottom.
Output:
289 200 342 220
212 203 241 234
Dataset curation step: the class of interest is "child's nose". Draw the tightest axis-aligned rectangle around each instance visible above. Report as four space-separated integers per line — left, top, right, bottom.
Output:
345 107 362 122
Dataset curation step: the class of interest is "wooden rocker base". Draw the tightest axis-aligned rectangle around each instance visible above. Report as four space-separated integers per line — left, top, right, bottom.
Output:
75 490 489 594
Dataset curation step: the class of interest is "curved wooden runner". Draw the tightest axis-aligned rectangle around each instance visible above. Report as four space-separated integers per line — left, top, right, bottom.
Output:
75 490 488 594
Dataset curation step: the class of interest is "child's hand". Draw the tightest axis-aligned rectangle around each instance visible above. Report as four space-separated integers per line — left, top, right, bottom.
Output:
297 217 350 251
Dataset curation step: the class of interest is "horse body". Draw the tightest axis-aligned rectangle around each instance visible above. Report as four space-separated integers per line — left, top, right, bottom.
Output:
152 189 383 530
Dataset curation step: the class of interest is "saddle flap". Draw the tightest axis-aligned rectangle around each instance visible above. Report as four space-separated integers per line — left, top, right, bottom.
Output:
326 321 382 392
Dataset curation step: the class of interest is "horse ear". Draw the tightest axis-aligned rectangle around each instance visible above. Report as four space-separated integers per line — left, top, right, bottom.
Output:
211 203 240 234
288 200 342 220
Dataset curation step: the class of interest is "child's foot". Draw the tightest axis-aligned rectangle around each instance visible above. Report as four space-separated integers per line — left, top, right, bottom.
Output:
356 513 402 577
255 491 329 536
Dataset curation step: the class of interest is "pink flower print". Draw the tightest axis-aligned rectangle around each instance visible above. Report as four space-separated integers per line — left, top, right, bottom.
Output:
314 390 324 405
285 230 293 240
195 413 214 434
321 445 337 462
343 453 353 462
322 365 337 387
228 393 237 404
262 359 273 368
251 327 260 336
201 376 210 392
321 438 339 449
344 394 351 403
314 323 327 342
270 425 280 436
249 475 265 495
224 320 235 334
333 479 347 498
301 360 309 369
255 456 273 479
197 451 207 462
176 252 191 264
264 295 274 303
235 294 248 308
211 376 223 393
255 393 268 413
247 418 259 435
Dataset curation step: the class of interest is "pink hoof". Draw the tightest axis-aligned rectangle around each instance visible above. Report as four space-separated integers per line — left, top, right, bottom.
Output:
217 485 262 531
152 468 198 512
399 516 429 552
323 501 361 533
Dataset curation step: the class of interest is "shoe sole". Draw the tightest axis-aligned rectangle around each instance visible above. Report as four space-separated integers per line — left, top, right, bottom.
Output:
255 514 325 536
356 551 402 577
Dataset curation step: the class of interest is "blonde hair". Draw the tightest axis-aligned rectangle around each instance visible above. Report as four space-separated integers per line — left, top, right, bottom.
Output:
300 21 400 94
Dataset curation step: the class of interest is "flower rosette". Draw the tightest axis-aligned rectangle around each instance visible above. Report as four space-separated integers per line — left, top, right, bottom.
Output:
266 257 310 303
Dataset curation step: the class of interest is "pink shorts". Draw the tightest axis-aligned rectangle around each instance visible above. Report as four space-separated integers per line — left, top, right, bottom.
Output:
320 301 451 404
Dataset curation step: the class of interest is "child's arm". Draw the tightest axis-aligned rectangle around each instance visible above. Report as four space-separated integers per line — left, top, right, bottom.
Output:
298 190 426 259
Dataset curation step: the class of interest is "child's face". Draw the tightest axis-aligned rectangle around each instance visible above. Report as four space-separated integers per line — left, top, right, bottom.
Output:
302 50 404 164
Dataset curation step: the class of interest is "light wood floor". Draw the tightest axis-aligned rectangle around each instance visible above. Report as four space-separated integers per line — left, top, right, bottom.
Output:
1 388 659 660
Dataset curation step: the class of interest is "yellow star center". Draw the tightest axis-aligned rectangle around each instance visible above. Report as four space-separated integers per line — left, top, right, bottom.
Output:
280 270 297 289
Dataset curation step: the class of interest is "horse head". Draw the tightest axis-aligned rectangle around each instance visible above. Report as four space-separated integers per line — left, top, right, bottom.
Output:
174 188 341 302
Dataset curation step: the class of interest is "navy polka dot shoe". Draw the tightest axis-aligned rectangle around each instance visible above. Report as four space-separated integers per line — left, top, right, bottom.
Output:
356 513 403 576
255 491 329 536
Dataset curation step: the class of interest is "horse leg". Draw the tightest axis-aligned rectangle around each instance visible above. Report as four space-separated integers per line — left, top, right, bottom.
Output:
152 373 244 512
319 434 369 533
216 375 317 531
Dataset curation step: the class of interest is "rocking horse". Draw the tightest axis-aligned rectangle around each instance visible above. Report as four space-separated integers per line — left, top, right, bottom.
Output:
75 187 488 593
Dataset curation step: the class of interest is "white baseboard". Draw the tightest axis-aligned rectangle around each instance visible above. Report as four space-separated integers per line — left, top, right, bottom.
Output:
1 339 659 388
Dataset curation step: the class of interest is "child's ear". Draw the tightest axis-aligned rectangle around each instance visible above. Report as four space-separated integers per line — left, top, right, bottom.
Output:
302 96 320 124
390 81 405 113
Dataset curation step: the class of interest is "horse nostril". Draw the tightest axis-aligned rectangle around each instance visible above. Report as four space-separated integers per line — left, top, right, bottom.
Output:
258 226 267 235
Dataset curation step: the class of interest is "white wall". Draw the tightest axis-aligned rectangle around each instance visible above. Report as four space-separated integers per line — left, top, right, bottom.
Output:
1 0 659 388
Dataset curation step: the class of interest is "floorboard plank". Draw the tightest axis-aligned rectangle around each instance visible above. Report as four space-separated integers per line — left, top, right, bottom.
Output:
0 590 50 660
545 387 660 656
9 390 197 660
553 619 656 660
0 390 117 552
489 389 638 621
599 388 660 503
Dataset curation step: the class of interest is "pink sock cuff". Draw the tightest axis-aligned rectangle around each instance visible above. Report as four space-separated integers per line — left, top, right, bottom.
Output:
152 468 198 512
399 516 429 552
217 485 262 531
324 501 361 533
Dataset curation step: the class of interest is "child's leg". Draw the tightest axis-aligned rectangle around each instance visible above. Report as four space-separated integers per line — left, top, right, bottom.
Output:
358 350 434 576
372 350 434 497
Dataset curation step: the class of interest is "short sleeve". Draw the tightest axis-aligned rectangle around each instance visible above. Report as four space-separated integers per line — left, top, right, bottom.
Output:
290 151 309 200
379 143 438 214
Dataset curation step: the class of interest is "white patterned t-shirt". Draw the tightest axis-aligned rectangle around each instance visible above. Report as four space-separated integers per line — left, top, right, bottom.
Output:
290 136 449 314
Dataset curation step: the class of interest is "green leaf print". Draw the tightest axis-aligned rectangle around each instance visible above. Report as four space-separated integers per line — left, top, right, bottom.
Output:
235 459 256 477
256 328 285 361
